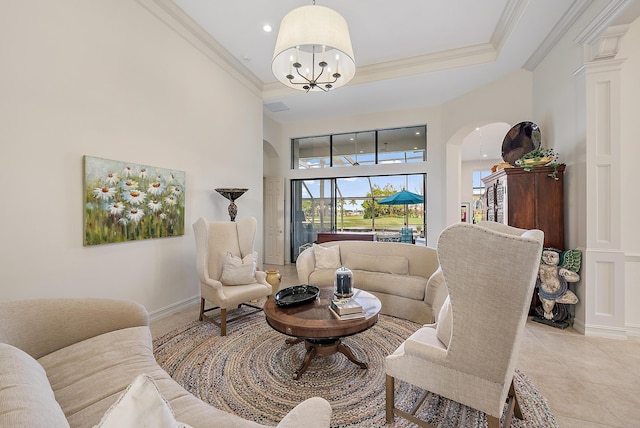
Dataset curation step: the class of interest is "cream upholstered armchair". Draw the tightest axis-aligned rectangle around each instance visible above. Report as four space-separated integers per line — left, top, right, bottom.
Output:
193 217 272 336
385 222 543 428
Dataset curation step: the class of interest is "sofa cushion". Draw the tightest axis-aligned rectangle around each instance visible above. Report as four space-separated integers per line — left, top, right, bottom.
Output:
37 326 163 427
313 244 341 269
352 271 426 301
95 374 191 428
0 343 69 428
308 269 426 301
342 252 409 275
37 326 266 428
220 251 257 285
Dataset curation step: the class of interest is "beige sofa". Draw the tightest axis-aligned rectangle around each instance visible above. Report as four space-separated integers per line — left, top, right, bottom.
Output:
296 241 446 324
0 298 331 428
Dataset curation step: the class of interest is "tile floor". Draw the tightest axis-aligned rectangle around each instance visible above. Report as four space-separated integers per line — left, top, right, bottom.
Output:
150 263 640 428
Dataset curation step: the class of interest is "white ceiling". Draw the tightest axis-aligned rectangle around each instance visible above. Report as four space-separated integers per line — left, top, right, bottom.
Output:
171 0 639 159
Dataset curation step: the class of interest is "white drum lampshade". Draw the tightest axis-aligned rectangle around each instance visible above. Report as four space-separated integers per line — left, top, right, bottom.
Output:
272 4 355 92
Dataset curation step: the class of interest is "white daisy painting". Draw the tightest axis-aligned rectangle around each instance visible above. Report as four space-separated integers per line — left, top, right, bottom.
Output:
83 156 185 245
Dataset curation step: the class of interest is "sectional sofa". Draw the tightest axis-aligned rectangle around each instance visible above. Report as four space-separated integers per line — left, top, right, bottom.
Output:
296 241 447 324
0 298 331 428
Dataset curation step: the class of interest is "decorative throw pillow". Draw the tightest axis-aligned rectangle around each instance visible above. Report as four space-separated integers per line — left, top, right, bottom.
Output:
313 244 341 269
94 374 192 428
220 251 257 285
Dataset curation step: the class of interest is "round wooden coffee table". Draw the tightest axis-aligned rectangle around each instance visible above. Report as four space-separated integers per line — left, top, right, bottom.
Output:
264 286 381 379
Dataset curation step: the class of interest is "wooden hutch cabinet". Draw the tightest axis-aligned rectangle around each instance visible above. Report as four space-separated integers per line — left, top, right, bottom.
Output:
482 164 565 249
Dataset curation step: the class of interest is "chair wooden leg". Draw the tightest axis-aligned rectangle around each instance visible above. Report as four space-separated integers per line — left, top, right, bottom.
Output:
385 375 395 423
220 308 227 336
510 380 523 419
199 298 205 321
487 415 500 428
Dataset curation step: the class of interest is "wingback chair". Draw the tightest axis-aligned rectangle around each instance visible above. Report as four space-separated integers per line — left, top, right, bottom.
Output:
193 217 272 336
385 222 544 428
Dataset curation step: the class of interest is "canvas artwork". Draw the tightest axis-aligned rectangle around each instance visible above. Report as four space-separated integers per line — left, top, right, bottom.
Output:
83 156 185 246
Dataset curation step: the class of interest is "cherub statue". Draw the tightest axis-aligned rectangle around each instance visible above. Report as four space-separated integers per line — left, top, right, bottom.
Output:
536 248 581 321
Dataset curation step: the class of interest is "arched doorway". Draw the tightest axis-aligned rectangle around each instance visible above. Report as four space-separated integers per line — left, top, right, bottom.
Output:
445 122 510 225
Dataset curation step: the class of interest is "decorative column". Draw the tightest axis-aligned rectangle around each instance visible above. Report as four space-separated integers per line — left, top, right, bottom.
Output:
578 25 628 338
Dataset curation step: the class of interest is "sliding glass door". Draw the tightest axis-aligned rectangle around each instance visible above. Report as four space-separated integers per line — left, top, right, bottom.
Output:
291 173 426 261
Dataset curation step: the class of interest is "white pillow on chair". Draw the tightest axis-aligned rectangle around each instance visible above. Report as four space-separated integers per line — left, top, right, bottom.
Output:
220 251 257 285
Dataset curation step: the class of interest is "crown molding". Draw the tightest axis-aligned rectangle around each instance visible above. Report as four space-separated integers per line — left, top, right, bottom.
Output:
524 0 595 71
491 0 528 54
263 43 497 100
135 0 263 97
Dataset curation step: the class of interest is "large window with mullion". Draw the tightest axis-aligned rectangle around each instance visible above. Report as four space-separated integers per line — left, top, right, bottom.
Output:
292 125 426 169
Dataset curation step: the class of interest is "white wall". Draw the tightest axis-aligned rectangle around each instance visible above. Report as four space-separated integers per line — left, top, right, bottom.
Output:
619 17 640 334
0 0 264 316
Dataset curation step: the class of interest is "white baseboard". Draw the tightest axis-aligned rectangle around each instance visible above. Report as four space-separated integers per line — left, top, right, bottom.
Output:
625 323 640 338
573 318 640 339
149 296 200 322
584 323 629 339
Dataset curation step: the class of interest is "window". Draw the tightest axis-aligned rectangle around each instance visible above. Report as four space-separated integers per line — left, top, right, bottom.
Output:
292 135 330 169
292 125 426 169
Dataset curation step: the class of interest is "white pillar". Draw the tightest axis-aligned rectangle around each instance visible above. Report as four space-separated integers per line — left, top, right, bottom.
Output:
578 26 628 338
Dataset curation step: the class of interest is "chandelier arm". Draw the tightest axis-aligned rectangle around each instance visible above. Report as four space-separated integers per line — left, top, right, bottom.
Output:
294 67 312 84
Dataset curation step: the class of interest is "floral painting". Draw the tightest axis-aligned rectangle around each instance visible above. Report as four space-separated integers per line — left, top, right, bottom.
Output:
83 156 185 246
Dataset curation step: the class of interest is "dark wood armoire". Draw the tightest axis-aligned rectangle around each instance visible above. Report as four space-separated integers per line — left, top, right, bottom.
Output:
482 164 565 250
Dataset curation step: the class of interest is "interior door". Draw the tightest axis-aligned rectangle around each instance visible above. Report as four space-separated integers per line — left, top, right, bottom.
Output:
264 176 285 265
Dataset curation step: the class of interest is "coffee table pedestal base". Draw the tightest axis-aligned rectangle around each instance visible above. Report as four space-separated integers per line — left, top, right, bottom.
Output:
285 337 367 380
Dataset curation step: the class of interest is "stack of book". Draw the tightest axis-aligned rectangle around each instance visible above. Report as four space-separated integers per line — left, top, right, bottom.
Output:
329 298 364 320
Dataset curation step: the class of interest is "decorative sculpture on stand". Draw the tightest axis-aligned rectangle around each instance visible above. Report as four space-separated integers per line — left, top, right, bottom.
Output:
215 188 248 222
533 247 581 329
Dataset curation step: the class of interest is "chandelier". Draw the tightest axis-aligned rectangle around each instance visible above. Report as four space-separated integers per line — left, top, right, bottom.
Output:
272 1 355 92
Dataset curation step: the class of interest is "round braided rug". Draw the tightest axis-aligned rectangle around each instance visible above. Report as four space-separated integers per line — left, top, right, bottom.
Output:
153 312 557 427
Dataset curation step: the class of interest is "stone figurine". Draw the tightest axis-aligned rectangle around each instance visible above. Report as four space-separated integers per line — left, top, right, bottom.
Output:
535 248 581 323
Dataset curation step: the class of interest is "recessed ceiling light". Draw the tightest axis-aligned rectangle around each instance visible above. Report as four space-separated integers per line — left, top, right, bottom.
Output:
263 24 272 32
415 132 420 135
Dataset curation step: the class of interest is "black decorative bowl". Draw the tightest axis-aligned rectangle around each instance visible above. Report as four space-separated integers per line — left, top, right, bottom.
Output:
274 285 320 307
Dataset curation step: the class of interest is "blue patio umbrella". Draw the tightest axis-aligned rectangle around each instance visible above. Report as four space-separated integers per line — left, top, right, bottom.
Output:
378 189 424 226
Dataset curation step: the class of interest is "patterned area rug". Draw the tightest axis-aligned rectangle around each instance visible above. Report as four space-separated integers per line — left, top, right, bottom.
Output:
153 311 557 427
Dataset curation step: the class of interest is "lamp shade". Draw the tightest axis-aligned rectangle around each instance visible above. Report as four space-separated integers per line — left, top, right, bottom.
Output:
272 5 355 91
